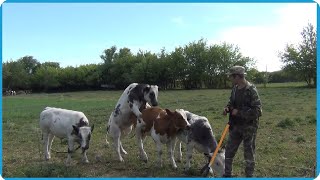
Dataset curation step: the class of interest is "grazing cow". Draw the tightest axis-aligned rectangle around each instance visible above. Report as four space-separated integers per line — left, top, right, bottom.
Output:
106 83 159 162
176 110 225 177
135 107 190 168
39 107 94 165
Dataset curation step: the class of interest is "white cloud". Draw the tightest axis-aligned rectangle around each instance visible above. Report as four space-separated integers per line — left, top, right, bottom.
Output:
171 16 185 26
209 3 316 72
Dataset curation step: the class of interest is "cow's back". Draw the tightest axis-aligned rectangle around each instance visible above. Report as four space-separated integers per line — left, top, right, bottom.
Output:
115 83 138 107
40 107 88 138
141 107 165 134
179 111 217 153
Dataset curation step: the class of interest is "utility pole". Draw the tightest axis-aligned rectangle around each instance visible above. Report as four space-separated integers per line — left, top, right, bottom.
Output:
263 65 268 88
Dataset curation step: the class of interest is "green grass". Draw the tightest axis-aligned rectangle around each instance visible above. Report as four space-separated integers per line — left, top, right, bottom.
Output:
2 84 316 177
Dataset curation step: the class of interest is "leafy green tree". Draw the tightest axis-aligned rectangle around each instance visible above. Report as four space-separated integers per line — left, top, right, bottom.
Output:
100 46 117 84
216 42 243 88
183 38 208 89
3 61 29 90
17 56 40 75
132 50 158 85
58 66 77 90
32 65 60 91
167 47 187 89
280 23 316 87
41 62 60 69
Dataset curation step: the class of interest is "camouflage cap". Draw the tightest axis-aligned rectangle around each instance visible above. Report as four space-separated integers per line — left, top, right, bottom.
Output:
227 66 247 75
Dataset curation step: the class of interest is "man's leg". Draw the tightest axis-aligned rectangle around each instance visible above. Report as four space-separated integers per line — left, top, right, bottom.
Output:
243 126 257 177
224 127 242 177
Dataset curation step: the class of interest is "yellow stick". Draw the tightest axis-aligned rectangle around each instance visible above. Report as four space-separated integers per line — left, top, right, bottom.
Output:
208 123 230 167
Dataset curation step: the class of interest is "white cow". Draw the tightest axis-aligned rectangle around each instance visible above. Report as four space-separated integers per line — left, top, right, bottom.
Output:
106 83 159 162
39 107 94 165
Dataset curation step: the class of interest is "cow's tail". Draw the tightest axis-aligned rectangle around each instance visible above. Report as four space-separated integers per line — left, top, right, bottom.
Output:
106 114 112 146
106 124 110 146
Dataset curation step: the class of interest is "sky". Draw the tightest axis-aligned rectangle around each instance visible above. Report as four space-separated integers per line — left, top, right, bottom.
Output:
3 2 317 72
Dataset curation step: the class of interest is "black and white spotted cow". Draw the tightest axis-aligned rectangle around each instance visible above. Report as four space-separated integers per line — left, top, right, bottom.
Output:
106 83 159 162
177 110 225 177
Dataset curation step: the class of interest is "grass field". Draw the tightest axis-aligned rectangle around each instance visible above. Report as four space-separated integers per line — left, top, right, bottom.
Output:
2 82 317 177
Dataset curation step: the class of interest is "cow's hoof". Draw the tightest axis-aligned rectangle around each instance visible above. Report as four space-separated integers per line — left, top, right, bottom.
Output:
65 161 71 167
139 154 148 162
121 150 128 155
45 155 51 160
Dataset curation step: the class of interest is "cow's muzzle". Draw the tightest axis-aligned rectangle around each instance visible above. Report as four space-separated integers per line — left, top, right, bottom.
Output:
151 101 158 106
82 146 89 153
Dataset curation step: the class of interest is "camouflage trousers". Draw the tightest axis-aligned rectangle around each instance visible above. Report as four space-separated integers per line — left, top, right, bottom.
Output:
224 125 257 177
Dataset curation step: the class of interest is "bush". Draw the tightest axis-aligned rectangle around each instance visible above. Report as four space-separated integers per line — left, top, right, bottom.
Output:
295 136 306 143
306 115 316 124
277 118 295 129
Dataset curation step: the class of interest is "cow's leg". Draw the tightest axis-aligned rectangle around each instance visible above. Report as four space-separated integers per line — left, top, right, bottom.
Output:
66 138 74 166
109 124 124 162
130 102 143 124
105 134 109 146
176 141 183 162
82 150 89 163
120 141 127 155
106 115 113 146
204 155 214 175
136 122 148 162
185 141 194 171
47 133 55 160
42 132 50 160
156 141 163 167
168 138 177 169
120 126 133 155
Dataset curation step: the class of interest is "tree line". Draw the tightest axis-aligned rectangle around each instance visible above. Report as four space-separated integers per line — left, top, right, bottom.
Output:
3 24 316 92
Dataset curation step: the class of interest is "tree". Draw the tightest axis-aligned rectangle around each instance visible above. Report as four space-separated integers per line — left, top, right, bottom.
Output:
3 61 29 90
217 42 243 88
17 56 40 75
183 39 208 89
32 65 60 91
280 23 316 87
100 46 118 84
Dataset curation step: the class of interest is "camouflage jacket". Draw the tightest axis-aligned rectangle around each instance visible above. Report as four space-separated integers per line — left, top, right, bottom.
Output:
226 81 262 127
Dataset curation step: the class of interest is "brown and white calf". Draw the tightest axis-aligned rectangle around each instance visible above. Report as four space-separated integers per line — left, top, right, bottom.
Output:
39 107 94 165
134 107 190 168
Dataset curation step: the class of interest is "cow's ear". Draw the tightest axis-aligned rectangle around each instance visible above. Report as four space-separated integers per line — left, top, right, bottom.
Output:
165 109 173 115
143 85 150 92
72 125 79 134
91 124 94 133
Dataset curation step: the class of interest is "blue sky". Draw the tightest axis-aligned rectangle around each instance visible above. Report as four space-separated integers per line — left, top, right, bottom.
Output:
3 3 316 72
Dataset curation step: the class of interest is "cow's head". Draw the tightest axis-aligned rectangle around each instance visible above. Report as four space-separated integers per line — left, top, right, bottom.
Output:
72 124 94 152
143 85 159 106
165 109 190 130
209 148 225 177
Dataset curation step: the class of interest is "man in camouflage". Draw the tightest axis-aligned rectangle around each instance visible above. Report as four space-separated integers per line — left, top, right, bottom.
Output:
222 66 262 177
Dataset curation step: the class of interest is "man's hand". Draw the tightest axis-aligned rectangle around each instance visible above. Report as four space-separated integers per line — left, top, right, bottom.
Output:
223 107 229 116
231 109 238 116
